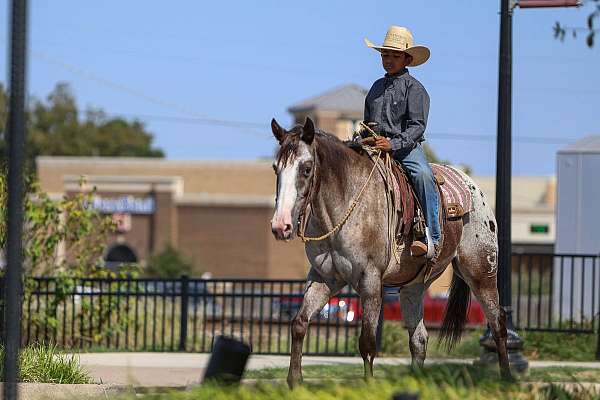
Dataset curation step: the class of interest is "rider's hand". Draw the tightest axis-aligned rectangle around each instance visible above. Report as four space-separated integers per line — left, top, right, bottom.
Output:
363 136 392 152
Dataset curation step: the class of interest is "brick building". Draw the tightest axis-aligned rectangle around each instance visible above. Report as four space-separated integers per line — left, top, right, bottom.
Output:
35 85 556 281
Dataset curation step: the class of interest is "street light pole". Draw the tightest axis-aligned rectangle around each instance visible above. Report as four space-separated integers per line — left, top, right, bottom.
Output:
478 0 581 373
477 0 528 372
3 1 28 399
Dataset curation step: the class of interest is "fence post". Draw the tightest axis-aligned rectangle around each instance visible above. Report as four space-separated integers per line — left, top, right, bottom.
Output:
179 275 189 351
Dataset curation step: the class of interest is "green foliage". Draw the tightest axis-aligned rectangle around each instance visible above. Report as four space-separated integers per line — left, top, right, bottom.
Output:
0 171 116 276
1 169 142 346
521 330 597 361
0 82 164 170
121 364 593 399
145 244 193 278
554 0 600 48
0 343 91 383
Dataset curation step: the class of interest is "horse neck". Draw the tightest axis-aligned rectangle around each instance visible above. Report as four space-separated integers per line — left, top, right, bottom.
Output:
310 141 375 228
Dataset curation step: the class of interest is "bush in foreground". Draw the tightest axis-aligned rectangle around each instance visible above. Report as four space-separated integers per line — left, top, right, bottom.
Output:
0 343 91 384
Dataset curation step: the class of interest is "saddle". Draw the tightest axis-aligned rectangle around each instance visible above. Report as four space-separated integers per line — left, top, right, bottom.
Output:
386 161 473 243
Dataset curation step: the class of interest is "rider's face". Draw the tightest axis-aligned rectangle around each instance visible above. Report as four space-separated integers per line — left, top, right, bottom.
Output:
381 50 411 74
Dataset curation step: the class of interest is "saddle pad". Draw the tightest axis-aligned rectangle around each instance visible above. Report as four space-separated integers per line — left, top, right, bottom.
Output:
431 164 473 218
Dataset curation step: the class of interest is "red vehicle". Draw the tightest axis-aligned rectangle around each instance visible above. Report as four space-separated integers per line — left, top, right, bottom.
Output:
277 288 486 326
377 290 486 326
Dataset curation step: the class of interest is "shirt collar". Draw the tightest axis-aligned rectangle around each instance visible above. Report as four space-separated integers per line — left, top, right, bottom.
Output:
384 68 409 80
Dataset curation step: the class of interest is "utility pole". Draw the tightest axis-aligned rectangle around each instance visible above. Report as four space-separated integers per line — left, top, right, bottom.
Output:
478 0 579 373
3 1 28 399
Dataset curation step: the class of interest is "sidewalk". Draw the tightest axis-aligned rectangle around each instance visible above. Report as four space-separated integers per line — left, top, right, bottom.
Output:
75 352 600 387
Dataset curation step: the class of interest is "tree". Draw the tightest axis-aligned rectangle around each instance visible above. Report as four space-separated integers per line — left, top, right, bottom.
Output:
423 143 473 175
554 0 600 48
0 82 164 170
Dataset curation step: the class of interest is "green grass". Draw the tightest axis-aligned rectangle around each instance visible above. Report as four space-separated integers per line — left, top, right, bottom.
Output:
114 364 598 400
245 363 600 383
376 323 598 362
520 331 597 361
0 343 92 384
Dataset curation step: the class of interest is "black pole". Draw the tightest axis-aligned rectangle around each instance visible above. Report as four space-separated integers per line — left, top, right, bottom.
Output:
496 0 513 325
478 0 527 372
3 0 28 398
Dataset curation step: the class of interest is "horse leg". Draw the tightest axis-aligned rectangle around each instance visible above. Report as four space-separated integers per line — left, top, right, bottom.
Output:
454 256 512 380
399 283 428 369
287 279 335 388
358 269 382 379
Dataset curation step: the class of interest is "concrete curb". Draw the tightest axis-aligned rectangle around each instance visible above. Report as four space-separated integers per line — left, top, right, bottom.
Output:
0 384 132 400
0 383 191 400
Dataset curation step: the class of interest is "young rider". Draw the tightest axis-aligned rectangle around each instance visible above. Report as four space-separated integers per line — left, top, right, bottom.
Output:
360 26 440 259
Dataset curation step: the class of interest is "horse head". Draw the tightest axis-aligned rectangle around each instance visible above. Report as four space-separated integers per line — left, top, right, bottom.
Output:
270 117 317 241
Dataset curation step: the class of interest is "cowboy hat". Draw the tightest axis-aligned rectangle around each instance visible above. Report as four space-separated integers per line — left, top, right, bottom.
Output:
365 26 430 67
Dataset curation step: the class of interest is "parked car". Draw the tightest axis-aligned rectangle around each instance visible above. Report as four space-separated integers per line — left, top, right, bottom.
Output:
272 295 358 322
273 287 486 326
143 280 223 318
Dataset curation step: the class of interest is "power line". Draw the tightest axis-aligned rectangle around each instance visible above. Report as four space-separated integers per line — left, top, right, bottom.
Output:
109 112 575 145
30 52 584 145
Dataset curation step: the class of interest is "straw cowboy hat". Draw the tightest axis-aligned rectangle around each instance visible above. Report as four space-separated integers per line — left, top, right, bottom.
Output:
365 26 430 67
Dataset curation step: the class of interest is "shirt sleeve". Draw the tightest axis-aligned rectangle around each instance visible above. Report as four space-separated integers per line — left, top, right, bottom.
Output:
363 94 371 123
388 82 430 152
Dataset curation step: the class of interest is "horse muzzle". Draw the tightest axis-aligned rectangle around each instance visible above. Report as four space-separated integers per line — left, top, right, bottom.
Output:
271 218 294 241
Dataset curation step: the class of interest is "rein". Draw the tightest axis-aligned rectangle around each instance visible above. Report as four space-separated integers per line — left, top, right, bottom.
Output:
297 124 381 243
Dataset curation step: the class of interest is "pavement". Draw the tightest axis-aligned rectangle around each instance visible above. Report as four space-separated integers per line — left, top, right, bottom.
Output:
74 352 600 387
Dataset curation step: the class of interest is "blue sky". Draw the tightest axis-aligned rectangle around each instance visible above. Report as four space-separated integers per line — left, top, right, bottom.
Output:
1 1 598 175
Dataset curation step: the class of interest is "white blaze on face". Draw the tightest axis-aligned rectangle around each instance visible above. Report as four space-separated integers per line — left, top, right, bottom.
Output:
271 143 311 238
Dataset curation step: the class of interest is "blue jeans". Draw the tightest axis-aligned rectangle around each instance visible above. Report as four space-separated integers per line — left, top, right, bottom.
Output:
393 144 441 245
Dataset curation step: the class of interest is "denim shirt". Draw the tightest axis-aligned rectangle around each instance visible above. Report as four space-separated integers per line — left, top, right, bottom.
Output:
364 68 430 153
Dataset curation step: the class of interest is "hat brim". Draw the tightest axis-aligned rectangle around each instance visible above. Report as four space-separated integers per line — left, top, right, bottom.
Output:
364 38 430 67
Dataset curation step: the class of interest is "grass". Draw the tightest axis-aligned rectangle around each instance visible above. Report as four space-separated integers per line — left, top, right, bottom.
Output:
375 322 599 362
0 343 92 384
112 364 599 400
245 363 600 383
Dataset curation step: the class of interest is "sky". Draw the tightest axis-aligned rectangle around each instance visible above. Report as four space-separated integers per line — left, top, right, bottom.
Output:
0 1 598 176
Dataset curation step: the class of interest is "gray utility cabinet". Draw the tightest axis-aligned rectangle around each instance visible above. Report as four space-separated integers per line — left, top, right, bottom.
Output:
555 135 600 322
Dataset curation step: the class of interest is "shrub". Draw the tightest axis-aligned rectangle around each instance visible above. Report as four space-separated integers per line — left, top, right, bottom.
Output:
145 244 193 278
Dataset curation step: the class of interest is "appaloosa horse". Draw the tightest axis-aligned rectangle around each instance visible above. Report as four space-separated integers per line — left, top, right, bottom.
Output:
270 117 511 388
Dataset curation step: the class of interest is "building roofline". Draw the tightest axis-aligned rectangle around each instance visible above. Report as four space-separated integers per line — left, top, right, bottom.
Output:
36 156 274 167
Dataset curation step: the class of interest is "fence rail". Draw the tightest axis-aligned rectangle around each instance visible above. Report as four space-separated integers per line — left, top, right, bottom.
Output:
2 253 599 356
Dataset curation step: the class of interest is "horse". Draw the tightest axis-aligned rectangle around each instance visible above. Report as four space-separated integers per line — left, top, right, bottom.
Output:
269 117 511 388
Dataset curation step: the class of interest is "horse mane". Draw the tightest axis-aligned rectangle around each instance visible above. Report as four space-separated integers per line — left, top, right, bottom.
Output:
275 126 364 179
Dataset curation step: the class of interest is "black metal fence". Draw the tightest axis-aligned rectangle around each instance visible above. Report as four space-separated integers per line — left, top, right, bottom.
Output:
15 277 360 355
2 253 599 356
511 253 600 334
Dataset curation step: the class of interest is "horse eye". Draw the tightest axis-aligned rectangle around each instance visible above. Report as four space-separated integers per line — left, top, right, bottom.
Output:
272 164 277 174
303 166 311 177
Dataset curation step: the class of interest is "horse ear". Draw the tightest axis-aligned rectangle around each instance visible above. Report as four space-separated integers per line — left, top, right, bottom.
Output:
301 117 315 144
271 118 286 144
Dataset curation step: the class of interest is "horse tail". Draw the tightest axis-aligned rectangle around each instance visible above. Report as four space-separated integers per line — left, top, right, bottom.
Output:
438 258 471 352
